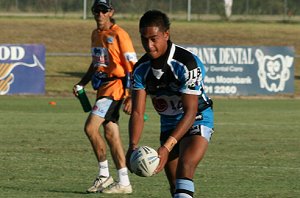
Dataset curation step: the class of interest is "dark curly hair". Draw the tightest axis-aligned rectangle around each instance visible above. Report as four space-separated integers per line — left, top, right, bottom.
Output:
139 10 171 32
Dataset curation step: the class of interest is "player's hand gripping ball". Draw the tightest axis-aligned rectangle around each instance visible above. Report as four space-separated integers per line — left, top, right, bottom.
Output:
130 146 160 177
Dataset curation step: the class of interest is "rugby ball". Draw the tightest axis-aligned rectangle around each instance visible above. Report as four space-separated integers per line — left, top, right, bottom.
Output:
130 146 160 177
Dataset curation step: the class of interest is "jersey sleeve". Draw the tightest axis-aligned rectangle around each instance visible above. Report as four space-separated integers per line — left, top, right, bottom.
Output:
179 54 205 95
132 62 149 90
117 28 137 73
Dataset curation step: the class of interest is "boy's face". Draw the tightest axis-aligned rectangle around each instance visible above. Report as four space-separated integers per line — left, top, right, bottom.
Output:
140 26 169 59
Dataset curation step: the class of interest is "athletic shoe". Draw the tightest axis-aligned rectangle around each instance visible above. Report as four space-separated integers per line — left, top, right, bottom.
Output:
86 176 114 193
102 182 133 194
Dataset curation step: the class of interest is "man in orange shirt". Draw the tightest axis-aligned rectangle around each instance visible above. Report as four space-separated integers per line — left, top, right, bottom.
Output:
73 0 137 194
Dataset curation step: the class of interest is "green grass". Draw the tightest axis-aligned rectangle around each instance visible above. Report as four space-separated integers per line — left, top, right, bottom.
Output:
1 96 299 198
1 17 300 197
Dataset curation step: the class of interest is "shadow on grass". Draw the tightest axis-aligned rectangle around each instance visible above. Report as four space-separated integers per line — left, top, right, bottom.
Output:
46 189 89 194
47 189 133 197
0 185 88 195
46 72 84 78
61 72 85 78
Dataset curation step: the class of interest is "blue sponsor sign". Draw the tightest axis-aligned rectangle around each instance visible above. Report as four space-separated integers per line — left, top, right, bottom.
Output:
0 44 45 95
184 46 294 96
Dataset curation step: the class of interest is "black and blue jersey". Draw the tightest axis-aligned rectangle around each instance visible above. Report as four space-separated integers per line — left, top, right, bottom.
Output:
132 41 214 132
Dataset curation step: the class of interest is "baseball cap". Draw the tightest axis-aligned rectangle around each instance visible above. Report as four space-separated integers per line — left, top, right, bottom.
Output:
92 0 113 10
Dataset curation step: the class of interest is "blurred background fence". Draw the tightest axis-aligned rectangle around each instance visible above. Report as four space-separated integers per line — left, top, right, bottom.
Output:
0 0 300 21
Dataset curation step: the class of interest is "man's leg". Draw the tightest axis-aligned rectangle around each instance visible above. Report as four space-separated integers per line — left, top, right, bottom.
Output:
85 114 114 193
102 121 132 194
84 114 106 162
103 121 126 169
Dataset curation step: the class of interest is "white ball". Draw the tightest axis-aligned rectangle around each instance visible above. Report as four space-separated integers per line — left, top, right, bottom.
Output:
130 146 160 177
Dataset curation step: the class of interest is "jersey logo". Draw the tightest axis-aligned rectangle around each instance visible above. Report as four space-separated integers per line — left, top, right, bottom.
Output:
124 52 137 62
187 67 201 81
195 113 203 120
152 97 168 112
187 68 201 89
92 47 109 67
107 36 114 44
151 68 164 79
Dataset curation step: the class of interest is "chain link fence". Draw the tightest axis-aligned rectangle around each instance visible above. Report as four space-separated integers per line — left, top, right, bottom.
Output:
0 0 299 21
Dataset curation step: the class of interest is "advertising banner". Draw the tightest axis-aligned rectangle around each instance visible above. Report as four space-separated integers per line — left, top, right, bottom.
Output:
0 44 45 95
185 46 294 95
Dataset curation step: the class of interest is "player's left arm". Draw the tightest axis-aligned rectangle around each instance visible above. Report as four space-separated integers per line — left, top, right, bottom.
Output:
169 94 198 140
155 93 198 173
156 55 203 173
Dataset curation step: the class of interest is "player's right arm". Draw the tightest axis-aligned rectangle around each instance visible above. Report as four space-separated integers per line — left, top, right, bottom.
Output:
126 89 147 171
128 89 147 148
125 58 149 170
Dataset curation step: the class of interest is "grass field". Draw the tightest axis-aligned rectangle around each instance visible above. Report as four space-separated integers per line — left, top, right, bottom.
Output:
1 18 300 197
0 96 300 198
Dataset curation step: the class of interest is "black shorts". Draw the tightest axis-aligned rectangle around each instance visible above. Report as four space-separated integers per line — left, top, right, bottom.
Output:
91 96 123 123
160 125 213 154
